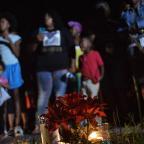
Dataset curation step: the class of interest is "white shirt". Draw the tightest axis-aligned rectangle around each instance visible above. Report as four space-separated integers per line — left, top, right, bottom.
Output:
39 28 61 47
0 34 21 65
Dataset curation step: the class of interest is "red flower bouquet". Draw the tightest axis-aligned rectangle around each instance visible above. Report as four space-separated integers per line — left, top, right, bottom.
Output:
42 93 107 143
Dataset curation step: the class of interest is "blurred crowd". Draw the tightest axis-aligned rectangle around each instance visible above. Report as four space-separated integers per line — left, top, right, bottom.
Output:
0 0 144 139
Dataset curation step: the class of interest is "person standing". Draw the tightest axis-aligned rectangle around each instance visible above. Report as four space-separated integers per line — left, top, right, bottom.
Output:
79 34 104 98
32 11 76 133
121 0 144 30
68 21 83 92
0 12 24 136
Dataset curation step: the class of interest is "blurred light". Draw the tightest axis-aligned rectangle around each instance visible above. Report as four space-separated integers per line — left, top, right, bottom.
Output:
88 131 103 142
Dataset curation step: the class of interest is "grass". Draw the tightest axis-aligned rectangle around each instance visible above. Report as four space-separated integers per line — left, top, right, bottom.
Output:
109 112 144 144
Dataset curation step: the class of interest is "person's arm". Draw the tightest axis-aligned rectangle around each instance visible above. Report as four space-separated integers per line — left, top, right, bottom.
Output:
0 83 9 89
99 65 104 81
30 33 44 52
96 51 104 81
3 34 21 57
77 56 82 72
8 39 21 57
0 78 9 89
64 28 76 72
69 59 76 73
2 33 22 57
26 29 44 52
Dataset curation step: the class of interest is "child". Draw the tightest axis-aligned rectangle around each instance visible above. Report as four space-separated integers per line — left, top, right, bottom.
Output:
0 12 23 136
0 60 10 138
68 21 83 92
79 34 104 98
0 60 10 105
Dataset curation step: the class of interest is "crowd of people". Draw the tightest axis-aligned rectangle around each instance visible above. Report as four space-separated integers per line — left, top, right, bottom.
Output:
0 0 144 140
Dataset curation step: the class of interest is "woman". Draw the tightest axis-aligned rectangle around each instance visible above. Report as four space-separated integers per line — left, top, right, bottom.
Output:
0 12 24 136
32 11 76 133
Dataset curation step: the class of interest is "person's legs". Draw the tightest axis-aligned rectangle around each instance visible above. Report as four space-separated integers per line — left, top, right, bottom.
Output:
82 80 89 96
76 73 82 93
0 105 6 140
7 89 23 136
34 72 53 133
19 88 27 131
37 72 53 115
13 89 21 127
7 90 15 131
53 69 67 97
0 106 4 135
53 69 67 144
4 63 23 135
21 113 27 130
82 80 100 98
87 81 100 98
87 80 102 124
8 114 14 130
82 80 101 124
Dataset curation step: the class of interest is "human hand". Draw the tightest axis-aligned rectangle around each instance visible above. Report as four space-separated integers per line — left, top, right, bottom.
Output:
0 77 9 88
69 59 76 73
98 76 103 82
36 33 44 42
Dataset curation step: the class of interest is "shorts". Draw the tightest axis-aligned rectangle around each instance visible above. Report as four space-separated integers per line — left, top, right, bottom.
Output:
82 79 100 98
3 63 24 89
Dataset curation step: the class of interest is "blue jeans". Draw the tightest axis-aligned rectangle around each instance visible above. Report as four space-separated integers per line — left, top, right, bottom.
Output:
36 69 67 116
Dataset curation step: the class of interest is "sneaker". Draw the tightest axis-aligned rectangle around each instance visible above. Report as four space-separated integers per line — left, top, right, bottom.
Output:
4 130 8 136
14 126 24 137
7 129 14 137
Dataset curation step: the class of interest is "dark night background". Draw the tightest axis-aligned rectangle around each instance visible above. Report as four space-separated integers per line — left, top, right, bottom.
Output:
1 0 143 125
0 0 123 35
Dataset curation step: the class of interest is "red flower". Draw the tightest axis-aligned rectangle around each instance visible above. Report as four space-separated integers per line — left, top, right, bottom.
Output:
43 93 106 132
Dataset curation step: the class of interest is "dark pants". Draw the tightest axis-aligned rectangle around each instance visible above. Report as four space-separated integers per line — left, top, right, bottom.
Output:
0 106 4 134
